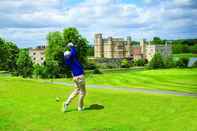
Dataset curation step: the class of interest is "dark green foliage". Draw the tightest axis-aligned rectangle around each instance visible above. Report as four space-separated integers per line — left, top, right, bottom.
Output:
172 39 197 54
164 56 175 68
33 64 48 78
16 49 33 78
192 61 197 68
189 44 197 54
176 57 189 68
121 59 130 68
0 37 19 71
84 63 96 70
134 59 147 66
63 27 88 65
44 60 60 78
87 45 94 56
148 53 165 69
93 68 102 74
151 37 165 45
45 27 88 78
4 42 19 72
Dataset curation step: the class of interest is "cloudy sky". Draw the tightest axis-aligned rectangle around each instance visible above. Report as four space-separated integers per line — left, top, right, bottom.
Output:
0 0 196 48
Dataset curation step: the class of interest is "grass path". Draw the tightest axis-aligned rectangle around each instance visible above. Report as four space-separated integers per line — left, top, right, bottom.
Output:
50 81 197 97
53 68 197 93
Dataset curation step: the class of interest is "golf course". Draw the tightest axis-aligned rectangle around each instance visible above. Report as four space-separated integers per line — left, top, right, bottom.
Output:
0 68 197 131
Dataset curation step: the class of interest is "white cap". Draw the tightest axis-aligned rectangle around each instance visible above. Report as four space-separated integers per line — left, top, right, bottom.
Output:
67 42 74 47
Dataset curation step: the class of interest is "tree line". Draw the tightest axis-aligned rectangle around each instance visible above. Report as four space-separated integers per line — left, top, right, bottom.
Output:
151 37 197 54
0 27 89 78
0 31 196 78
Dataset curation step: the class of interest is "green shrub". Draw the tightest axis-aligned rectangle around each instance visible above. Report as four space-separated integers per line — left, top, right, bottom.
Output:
33 64 48 78
148 53 165 69
84 63 97 70
176 57 189 68
93 68 102 74
191 61 197 68
134 59 146 66
16 49 33 78
121 59 130 68
164 56 175 68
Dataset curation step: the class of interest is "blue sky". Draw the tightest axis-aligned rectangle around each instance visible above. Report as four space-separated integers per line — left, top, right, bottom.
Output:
0 0 196 48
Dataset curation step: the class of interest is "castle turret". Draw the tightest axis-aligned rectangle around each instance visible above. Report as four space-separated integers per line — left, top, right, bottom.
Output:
94 33 103 58
126 36 132 58
140 38 146 58
104 37 113 58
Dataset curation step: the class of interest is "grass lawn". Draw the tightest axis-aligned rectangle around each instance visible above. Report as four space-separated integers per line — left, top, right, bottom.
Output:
0 76 197 131
54 68 197 93
173 53 197 60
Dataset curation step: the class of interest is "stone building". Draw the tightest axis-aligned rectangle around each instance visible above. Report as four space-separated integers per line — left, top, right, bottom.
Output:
94 33 132 59
145 44 172 61
29 45 46 65
94 33 172 61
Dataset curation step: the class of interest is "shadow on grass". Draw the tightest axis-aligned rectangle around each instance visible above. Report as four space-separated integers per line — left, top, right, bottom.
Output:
84 104 104 111
65 104 104 113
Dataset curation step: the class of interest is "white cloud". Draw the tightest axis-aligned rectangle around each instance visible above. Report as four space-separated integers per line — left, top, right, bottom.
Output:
0 0 196 47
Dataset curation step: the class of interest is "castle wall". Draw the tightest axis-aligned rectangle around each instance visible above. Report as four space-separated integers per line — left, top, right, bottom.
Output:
29 48 45 65
145 44 172 61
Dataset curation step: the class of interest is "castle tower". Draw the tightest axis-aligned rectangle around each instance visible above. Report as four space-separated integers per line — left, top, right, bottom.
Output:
126 36 132 58
94 33 103 58
140 38 146 58
104 37 113 58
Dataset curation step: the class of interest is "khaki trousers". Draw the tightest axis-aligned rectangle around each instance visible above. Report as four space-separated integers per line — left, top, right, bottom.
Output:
65 75 86 108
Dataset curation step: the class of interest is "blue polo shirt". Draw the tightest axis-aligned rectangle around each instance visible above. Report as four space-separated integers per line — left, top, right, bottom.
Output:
64 47 84 77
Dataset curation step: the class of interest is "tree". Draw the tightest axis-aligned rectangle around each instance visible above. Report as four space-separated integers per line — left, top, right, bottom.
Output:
63 27 88 65
176 57 189 68
151 37 164 45
4 41 19 72
121 59 130 68
148 53 165 69
189 44 197 54
0 37 19 71
164 56 175 68
0 38 6 70
16 49 33 77
87 45 94 56
45 27 88 78
45 31 66 77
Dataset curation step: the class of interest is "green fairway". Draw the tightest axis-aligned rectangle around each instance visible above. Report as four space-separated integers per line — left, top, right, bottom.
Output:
0 76 197 131
55 68 197 93
173 53 197 59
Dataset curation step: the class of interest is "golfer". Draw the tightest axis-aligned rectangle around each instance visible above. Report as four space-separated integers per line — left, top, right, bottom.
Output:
63 42 86 112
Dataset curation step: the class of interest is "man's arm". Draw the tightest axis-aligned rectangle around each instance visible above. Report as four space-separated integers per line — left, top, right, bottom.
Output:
70 47 77 57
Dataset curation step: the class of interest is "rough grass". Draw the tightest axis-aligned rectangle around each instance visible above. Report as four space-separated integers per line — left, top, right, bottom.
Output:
1 76 197 131
54 68 197 93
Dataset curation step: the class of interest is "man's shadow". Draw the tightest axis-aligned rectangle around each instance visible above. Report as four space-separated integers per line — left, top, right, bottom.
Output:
65 104 104 112
84 104 104 111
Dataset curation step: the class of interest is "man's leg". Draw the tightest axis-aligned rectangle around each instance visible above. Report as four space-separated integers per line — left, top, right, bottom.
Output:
65 88 79 105
77 76 86 111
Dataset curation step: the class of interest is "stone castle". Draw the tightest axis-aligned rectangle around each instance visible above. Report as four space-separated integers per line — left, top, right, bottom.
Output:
29 45 46 65
94 33 172 61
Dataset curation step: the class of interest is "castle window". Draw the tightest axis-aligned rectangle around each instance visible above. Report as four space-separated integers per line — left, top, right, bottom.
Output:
41 57 43 60
117 45 123 50
33 52 36 55
33 58 36 60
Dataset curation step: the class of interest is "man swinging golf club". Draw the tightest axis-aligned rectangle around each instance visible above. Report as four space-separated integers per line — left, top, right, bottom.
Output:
63 42 86 112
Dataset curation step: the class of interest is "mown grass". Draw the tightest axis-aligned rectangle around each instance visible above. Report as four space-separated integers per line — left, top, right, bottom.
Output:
0 76 197 131
173 53 197 60
54 68 197 93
